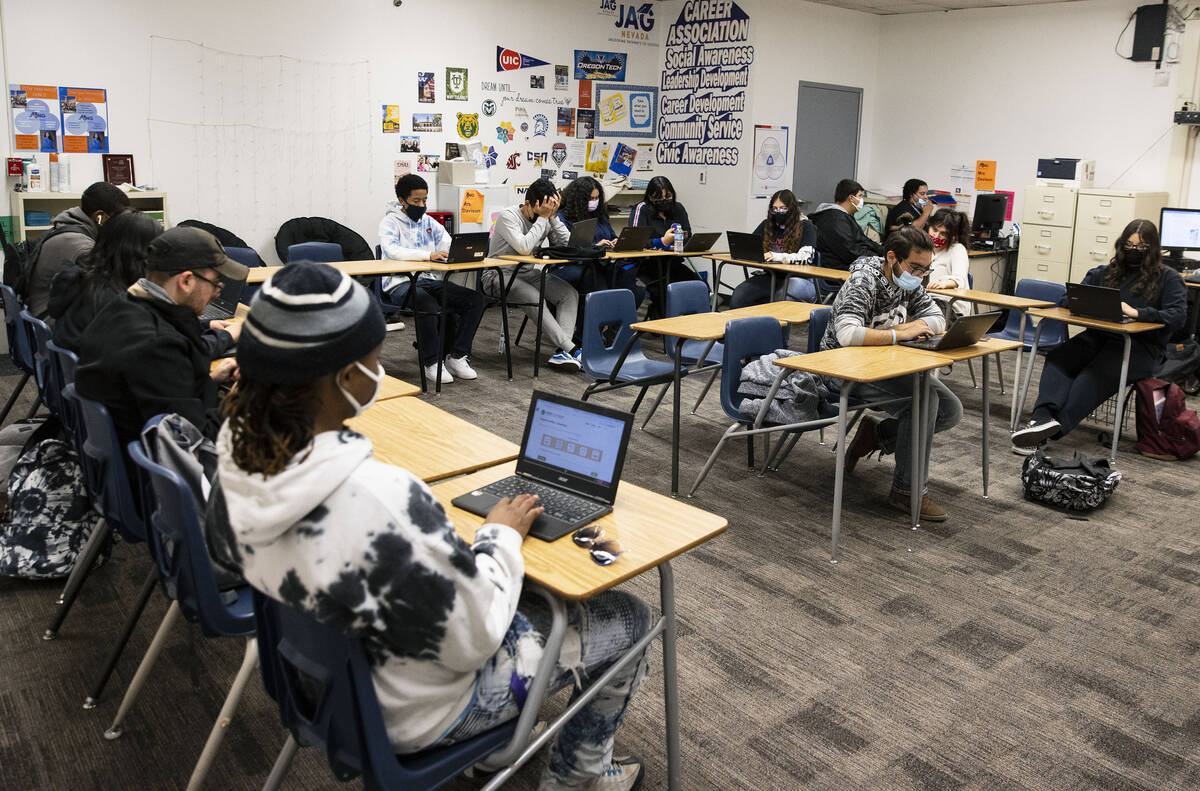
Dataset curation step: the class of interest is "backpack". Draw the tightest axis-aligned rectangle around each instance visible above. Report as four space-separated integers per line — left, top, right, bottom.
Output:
2 222 84 301
0 419 106 579
1021 449 1121 512
1157 340 1200 396
1134 377 1200 461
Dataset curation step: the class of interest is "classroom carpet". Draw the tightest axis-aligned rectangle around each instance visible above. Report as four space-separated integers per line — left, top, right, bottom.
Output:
1 311 1198 791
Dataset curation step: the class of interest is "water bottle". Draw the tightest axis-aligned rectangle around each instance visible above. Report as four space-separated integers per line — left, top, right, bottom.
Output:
672 223 684 254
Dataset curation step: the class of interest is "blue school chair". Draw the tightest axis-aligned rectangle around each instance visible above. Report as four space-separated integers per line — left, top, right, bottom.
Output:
286 242 343 264
580 289 677 415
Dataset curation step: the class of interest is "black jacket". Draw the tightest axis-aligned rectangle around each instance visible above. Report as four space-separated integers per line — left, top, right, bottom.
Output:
751 218 818 252
810 205 882 270
46 266 123 353
75 284 232 445
630 201 692 249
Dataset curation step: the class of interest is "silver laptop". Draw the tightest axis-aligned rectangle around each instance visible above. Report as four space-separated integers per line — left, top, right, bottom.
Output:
901 311 1001 351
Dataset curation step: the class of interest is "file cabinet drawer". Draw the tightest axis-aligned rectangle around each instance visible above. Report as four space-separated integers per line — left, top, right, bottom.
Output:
1021 224 1073 262
1022 187 1077 227
1075 193 1135 232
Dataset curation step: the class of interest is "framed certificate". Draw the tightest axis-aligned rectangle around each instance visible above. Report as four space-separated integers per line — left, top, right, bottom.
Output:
102 154 135 186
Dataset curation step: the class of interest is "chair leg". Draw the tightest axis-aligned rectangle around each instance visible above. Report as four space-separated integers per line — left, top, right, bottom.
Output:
22 394 42 420
641 382 671 429
44 520 113 640
83 568 158 708
746 433 755 469
262 735 300 791
967 358 978 389
0 371 30 423
770 432 803 472
104 601 182 740
818 427 826 446
56 518 109 605
995 353 1005 396
689 426 736 496
691 367 720 414
629 385 650 414
513 315 529 347
186 639 260 791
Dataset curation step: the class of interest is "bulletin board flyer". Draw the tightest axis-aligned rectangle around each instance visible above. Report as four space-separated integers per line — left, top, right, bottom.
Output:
9 84 61 153
59 87 109 153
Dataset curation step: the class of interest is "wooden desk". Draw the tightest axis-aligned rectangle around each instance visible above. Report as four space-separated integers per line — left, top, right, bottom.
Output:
346 397 518 482
769 346 951 559
628 302 823 495
207 361 419 401
431 460 725 791
245 259 426 284
702 254 849 310
1015 307 1164 462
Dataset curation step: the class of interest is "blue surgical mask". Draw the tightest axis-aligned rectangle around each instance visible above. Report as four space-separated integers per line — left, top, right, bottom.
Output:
894 269 923 291
917 198 927 207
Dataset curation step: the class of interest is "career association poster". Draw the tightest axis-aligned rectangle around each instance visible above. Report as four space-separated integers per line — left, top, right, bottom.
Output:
59 86 109 153
9 84 61 153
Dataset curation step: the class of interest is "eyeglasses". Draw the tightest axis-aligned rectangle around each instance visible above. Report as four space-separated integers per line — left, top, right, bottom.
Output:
903 261 932 276
1123 243 1150 252
571 525 622 566
191 271 224 291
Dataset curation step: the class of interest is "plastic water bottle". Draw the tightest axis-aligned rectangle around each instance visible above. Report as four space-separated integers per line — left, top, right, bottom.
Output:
672 223 684 254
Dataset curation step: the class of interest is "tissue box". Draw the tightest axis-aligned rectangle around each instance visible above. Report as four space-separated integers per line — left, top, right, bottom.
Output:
438 160 476 186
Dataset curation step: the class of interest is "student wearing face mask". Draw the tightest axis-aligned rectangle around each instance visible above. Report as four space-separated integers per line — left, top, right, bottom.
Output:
211 262 652 791
925 208 973 318
1012 219 1186 451
630 176 703 314
885 178 933 236
810 179 883 270
379 174 486 385
729 189 818 308
822 226 961 521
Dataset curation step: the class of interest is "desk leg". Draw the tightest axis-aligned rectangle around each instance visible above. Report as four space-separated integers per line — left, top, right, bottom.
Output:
1013 322 1045 431
533 267 547 379
496 267 514 381
831 385 852 563
1009 312 1027 429
982 354 991 499
768 271 777 301
407 273 428 394
435 273 450 395
671 352 683 496
1111 336 1132 463
710 261 723 311
911 373 921 531
660 561 680 791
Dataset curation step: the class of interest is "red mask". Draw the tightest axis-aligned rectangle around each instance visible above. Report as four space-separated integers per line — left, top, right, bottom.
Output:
931 237 947 249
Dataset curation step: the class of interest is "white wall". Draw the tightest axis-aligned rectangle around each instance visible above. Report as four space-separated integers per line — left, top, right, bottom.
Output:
869 0 1182 220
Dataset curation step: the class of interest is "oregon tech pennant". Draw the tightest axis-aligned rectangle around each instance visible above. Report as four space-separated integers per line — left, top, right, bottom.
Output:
496 46 550 71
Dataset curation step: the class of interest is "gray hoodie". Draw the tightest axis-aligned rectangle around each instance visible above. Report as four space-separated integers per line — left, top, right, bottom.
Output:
29 207 97 319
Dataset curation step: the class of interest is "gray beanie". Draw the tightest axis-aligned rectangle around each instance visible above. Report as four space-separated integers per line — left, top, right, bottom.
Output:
236 263 386 384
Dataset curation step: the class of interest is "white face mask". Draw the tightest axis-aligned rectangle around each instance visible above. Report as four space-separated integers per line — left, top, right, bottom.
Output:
587 199 600 212
851 195 863 211
337 361 384 417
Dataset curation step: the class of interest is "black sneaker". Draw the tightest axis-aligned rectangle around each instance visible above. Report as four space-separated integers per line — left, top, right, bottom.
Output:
1011 418 1061 448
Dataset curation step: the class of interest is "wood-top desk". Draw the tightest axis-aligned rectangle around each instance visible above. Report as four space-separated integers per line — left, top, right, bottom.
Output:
1015 306 1164 462
430 460 726 790
207 358 419 401
346 397 518 482
245 259 426 284
701 254 849 310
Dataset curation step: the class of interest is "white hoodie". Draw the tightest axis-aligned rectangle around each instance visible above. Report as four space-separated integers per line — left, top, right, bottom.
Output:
210 424 525 752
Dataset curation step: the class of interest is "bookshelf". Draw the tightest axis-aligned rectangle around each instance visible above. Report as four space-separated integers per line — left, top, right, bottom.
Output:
8 190 170 242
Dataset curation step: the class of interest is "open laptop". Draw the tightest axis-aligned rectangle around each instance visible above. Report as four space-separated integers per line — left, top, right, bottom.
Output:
444 232 492 263
1067 282 1134 323
451 391 635 541
726 230 765 263
609 225 653 252
198 274 247 321
900 310 1002 351
567 217 598 248
682 231 721 253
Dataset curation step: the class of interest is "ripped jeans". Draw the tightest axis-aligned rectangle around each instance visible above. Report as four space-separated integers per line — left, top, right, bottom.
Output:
436 590 651 786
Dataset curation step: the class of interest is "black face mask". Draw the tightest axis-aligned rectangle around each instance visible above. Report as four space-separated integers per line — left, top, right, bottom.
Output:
1121 248 1146 268
653 198 675 215
404 203 426 222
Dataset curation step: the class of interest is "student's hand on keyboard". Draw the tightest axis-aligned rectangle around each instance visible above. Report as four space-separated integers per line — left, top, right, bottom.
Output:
430 250 449 262
211 319 242 342
487 494 544 539
211 358 239 385
1120 302 1139 319
894 321 933 341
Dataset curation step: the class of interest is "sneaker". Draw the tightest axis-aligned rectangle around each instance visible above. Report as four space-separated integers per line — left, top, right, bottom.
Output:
887 489 948 522
548 350 583 370
843 416 880 475
1011 443 1037 457
572 348 584 366
423 363 453 385
538 756 644 791
1011 418 1061 448
444 355 477 380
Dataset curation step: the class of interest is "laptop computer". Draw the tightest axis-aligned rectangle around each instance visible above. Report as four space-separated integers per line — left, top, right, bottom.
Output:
900 310 1002 351
682 231 721 253
451 390 635 541
1066 282 1134 323
444 232 492 263
726 230 765 264
198 274 247 321
567 218 598 248
609 225 653 252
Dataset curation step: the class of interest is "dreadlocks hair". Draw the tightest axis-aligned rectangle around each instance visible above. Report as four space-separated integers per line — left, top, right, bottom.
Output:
1103 219 1165 300
221 375 322 476
560 176 608 224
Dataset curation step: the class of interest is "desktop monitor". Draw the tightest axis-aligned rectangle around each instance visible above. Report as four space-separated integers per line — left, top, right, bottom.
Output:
1158 206 1200 270
972 193 1008 237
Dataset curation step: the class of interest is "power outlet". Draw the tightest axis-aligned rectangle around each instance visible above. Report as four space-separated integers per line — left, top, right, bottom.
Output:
698 170 706 185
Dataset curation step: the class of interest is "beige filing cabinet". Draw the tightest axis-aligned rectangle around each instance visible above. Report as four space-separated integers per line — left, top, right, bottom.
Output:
1069 189 1168 281
1016 186 1076 284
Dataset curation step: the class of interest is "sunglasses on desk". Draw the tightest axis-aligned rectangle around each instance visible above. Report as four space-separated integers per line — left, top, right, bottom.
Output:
572 526 622 566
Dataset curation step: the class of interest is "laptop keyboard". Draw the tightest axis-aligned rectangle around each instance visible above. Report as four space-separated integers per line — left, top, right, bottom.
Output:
904 335 945 350
482 476 607 523
199 304 233 322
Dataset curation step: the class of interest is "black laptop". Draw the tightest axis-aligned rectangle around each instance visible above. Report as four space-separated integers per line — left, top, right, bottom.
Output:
900 311 1002 351
1067 282 1133 323
445 232 492 263
682 231 721 253
198 274 247 321
726 230 765 263
609 225 653 252
451 391 635 541
567 218 598 248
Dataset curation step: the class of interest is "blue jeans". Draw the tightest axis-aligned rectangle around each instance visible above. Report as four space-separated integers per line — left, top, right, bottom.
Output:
849 373 962 495
437 590 651 786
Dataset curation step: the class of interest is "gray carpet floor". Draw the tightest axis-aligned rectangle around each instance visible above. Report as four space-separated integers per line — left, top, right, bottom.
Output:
1 309 1198 791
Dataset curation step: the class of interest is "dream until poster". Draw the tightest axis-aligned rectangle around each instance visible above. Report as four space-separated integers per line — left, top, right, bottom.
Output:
59 86 109 153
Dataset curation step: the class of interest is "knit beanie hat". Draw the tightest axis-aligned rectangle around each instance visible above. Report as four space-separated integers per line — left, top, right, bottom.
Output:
237 263 386 385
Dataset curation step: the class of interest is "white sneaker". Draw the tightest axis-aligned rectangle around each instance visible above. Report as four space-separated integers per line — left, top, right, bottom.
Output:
1011 418 1060 448
444 355 477 380
423 363 453 385
538 756 643 791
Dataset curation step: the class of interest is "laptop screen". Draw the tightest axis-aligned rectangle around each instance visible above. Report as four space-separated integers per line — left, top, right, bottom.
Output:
525 398 626 486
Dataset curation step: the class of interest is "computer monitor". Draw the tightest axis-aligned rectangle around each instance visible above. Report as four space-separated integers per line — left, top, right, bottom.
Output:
972 193 1008 238
1158 206 1200 270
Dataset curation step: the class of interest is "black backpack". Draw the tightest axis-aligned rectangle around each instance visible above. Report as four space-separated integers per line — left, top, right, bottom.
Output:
1 222 84 301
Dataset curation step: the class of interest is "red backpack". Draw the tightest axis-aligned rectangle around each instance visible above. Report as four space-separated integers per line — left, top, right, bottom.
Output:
1135 378 1200 461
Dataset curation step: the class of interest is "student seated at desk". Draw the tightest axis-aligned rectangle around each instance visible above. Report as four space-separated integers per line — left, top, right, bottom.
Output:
729 189 817 308
630 176 704 314
379 173 485 385
824 226 961 522
47 209 161 353
810 179 883 270
884 178 933 237
209 263 650 791
486 178 583 370
1012 219 1186 450
926 208 972 318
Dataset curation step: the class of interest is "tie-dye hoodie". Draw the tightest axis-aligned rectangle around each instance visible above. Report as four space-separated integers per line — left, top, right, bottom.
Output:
208 424 525 752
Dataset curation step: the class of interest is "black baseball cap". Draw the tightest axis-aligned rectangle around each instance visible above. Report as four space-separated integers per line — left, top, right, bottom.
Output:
146 227 249 281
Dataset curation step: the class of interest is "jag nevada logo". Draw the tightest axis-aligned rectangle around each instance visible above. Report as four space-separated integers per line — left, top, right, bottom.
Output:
600 1 655 44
